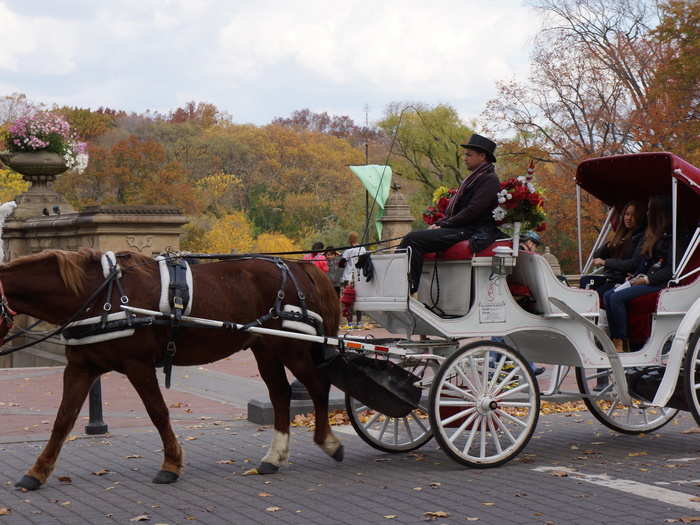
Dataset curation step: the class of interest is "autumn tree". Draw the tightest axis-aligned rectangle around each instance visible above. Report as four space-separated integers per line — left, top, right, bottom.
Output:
201 212 254 254
0 169 29 203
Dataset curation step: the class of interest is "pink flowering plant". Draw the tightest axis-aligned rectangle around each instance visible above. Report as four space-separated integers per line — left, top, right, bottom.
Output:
3 112 87 169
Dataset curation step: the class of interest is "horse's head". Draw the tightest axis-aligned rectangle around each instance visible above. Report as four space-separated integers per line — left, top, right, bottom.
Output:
0 279 17 345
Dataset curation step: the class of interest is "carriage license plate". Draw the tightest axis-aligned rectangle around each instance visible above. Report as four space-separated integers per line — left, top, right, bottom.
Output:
479 302 506 323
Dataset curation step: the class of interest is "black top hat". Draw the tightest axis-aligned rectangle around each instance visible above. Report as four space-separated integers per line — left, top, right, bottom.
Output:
460 133 497 163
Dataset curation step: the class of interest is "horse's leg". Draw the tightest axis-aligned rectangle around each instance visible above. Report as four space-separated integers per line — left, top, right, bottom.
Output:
16 362 99 490
252 347 291 474
283 345 343 462
124 362 183 484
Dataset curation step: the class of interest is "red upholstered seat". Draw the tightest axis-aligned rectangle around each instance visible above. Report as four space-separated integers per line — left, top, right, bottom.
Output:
627 246 700 344
424 239 512 261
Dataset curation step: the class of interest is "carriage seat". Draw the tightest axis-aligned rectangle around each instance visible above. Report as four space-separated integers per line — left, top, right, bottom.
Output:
424 239 513 261
628 247 700 345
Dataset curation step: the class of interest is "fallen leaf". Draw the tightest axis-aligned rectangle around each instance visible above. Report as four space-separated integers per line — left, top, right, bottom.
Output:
185 436 197 441
58 476 72 484
129 514 150 522
551 471 569 477
92 469 110 476
429 482 441 488
424 511 449 520
66 435 77 442
60 501 71 506
0 508 10 516
126 455 143 459
265 506 281 512
690 497 700 502
413 487 423 491
628 451 648 457
216 459 235 464
481 502 495 506
384 515 397 519
257 492 271 497
680 518 700 524
242 468 259 476
466 518 480 521
682 428 700 434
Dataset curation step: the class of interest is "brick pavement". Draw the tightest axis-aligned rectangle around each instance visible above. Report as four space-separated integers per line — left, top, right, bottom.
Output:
0 411 699 524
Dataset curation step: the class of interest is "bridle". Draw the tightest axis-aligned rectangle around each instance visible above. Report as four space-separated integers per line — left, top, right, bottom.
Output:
0 279 16 345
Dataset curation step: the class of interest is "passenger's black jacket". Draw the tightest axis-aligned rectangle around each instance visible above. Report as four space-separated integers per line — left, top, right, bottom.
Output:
594 227 644 282
635 232 689 287
435 164 500 252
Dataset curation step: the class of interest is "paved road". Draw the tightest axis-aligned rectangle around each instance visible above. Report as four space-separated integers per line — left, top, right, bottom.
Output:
1 409 700 524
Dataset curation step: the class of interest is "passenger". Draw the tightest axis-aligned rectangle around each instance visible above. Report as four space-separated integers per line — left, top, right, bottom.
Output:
581 201 646 298
603 196 681 353
303 241 329 273
399 134 500 293
520 231 541 253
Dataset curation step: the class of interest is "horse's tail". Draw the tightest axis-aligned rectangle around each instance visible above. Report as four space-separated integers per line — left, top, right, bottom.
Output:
297 262 339 337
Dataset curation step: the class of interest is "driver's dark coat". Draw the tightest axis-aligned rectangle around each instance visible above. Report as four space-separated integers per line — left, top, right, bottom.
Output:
435 163 500 251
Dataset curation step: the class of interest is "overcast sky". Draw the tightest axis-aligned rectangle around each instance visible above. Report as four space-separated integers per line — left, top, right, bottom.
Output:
0 0 539 127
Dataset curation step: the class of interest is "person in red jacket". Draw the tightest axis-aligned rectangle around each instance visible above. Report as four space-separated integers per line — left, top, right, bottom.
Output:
303 241 329 273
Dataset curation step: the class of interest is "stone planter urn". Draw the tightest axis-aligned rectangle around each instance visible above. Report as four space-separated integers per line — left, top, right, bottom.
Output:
0 150 68 183
0 150 74 220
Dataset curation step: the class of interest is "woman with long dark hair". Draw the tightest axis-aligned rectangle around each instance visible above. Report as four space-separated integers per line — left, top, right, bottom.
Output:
581 201 646 297
603 195 679 352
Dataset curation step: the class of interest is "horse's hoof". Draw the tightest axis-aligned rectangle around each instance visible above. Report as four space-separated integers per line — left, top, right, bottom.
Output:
257 462 279 475
15 475 41 491
152 470 179 484
331 445 344 462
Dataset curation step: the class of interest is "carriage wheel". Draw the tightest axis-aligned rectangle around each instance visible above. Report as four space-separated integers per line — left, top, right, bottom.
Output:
684 331 700 426
429 341 539 468
576 367 678 434
345 356 434 453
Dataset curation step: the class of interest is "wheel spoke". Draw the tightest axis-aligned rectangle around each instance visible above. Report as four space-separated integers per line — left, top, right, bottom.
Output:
449 412 478 444
494 408 528 427
462 415 480 454
493 365 522 393
441 381 476 400
498 401 532 408
393 418 399 445
479 417 487 458
494 383 530 400
487 414 503 454
488 354 507 391
377 416 390 441
441 407 476 426
402 417 415 443
362 411 381 430
492 412 516 444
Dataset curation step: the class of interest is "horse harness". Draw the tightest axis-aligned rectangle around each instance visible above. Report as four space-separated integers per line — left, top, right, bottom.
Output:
52 253 323 388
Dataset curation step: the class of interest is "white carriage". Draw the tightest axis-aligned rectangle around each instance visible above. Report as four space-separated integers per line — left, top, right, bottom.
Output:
342 152 700 467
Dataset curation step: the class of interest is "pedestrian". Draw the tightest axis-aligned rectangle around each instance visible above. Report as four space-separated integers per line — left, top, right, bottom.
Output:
399 134 501 293
303 241 329 273
324 247 343 296
340 232 366 328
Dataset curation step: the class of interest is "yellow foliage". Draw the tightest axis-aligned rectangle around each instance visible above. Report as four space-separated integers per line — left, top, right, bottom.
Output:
201 212 254 254
253 232 300 255
196 172 241 200
0 169 29 203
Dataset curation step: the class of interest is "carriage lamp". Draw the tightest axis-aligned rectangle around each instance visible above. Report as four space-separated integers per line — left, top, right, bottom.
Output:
491 246 514 276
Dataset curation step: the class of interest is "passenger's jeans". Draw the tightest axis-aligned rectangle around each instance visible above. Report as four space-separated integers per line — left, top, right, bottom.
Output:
603 284 662 339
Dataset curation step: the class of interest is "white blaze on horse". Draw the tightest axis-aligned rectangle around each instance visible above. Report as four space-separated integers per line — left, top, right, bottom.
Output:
0 249 341 490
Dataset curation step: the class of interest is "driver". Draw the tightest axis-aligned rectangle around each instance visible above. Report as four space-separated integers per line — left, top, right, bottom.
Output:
399 134 501 293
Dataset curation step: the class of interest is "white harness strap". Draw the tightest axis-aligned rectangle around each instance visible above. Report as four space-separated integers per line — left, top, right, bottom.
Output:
62 311 135 346
154 256 194 316
100 251 121 278
281 304 323 335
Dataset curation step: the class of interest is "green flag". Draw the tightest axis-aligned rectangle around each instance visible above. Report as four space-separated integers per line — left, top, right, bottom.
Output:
349 164 392 237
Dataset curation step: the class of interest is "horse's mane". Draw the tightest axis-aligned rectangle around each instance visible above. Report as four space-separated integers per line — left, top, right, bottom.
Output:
4 249 155 296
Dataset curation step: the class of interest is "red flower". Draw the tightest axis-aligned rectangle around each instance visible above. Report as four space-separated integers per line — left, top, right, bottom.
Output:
535 222 547 232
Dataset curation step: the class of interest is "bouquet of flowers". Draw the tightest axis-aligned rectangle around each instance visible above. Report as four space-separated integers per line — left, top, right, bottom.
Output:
492 161 546 232
3 111 87 170
422 185 456 225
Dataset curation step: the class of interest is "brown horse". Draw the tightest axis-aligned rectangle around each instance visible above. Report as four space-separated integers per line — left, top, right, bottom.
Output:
0 249 341 490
